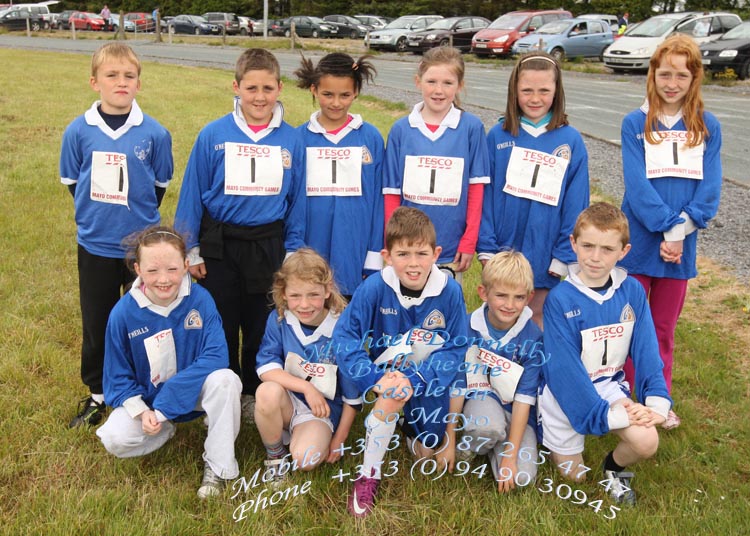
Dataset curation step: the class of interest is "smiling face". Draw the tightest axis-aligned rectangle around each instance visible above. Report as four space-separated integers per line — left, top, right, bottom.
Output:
284 277 330 326
233 68 282 125
570 225 630 287
653 53 692 115
89 58 140 115
382 240 441 292
479 282 532 331
312 74 357 131
134 242 189 307
516 68 556 124
415 64 462 124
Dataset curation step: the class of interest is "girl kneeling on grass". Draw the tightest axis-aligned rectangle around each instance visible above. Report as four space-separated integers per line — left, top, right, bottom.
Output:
254 248 359 484
97 225 242 499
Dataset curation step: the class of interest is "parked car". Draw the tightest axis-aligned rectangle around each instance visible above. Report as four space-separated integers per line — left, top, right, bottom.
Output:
406 16 490 53
472 10 572 56
168 14 219 35
367 15 443 52
323 14 369 39
160 15 173 31
578 13 619 33
122 12 154 32
53 8 75 29
603 12 741 72
237 15 252 35
203 12 240 35
5 3 54 29
354 14 388 30
513 18 614 61
277 16 338 38
0 8 43 31
700 20 750 80
69 11 107 31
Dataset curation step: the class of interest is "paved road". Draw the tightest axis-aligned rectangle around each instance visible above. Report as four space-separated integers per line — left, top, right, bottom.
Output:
1 35 747 184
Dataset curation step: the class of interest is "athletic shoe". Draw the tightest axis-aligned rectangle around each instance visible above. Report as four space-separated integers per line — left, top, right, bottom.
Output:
263 458 288 489
68 396 106 428
197 463 227 499
348 468 381 518
602 467 636 506
241 394 256 425
661 409 681 430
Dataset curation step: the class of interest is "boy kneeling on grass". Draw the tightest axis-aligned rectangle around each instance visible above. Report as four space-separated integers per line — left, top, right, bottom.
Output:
540 202 671 506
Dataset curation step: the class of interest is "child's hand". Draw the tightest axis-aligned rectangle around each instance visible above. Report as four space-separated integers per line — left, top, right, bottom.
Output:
140 409 161 435
497 457 518 494
374 371 413 402
436 440 456 473
327 435 346 463
660 240 683 264
303 385 330 418
188 263 207 279
453 252 473 273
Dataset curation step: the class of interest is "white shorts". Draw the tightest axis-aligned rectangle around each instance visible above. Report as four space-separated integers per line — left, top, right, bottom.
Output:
539 380 628 456
286 390 334 437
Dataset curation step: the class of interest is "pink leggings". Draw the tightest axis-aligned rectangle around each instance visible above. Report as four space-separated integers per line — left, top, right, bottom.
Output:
624 274 688 394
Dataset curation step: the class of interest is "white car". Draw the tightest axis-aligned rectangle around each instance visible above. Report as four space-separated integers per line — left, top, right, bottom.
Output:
367 15 442 52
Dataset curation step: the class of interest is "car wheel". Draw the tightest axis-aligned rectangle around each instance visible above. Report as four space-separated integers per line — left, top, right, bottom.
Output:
396 36 407 52
439 38 449 47
284 29 291 37
349 30 357 39
240 28 247 36
739 59 750 81
43 21 50 30
86 23 92 30
194 27 200 35
312 29 319 38
551 47 564 62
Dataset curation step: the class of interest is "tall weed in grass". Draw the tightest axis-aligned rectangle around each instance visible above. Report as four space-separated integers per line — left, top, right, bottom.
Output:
0 48 748 536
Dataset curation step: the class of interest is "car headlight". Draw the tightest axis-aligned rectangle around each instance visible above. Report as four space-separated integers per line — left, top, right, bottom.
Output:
718 49 738 58
425 33 437 40
493 35 509 43
632 47 650 56
321 24 332 30
358 25 367 31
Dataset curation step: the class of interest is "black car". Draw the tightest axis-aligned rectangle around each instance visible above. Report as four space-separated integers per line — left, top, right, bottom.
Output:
0 8 43 31
406 16 490 53
700 20 750 80
54 9 76 30
323 14 369 38
169 14 219 35
277 16 338 38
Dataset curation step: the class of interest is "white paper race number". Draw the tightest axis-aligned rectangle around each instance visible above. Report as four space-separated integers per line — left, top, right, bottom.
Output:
224 142 283 196
580 322 633 380
402 155 464 206
504 146 568 206
90 151 129 207
306 146 363 196
644 131 704 180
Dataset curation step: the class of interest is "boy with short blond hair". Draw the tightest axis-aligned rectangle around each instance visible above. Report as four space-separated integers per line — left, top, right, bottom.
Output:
61 42 173 428
541 202 671 506
175 48 306 422
459 250 545 493
333 206 468 518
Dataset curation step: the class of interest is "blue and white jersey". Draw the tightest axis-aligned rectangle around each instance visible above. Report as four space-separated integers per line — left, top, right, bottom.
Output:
255 309 361 429
103 275 229 422
60 100 173 258
620 105 722 279
478 121 589 289
298 112 385 295
383 104 490 264
333 264 468 394
174 100 306 253
541 266 671 436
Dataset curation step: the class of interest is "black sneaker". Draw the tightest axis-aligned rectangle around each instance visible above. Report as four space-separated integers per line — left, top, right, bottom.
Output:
69 396 106 428
602 467 636 506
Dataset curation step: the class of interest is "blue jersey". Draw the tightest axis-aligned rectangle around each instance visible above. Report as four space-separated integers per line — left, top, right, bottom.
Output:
620 106 722 279
255 309 361 429
478 121 589 289
333 265 468 394
462 304 543 429
383 104 490 264
298 113 385 295
103 275 230 422
541 266 671 436
60 101 173 258
174 100 306 253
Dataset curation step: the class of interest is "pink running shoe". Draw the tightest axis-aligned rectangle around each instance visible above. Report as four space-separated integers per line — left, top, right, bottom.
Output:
348 469 381 518
662 409 681 430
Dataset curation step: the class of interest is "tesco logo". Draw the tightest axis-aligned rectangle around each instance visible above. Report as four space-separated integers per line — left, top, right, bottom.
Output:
661 131 689 142
236 145 271 156
522 150 557 167
418 156 453 168
591 325 624 342
301 361 326 377
316 148 351 158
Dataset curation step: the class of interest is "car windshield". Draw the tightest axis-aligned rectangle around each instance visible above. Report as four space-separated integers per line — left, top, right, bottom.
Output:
426 19 454 30
310 17 325 23
343 16 360 24
536 20 570 34
386 16 416 29
488 14 526 30
194 16 208 23
626 15 685 37
719 21 750 39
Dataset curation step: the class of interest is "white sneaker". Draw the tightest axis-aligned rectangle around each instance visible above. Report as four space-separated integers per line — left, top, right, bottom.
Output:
197 463 227 499
241 394 256 425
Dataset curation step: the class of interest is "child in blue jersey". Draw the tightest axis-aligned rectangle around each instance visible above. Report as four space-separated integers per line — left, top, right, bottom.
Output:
477 52 590 328
96 225 242 499
458 250 544 493
620 35 722 430
254 249 359 485
540 203 671 506
383 47 489 281
174 49 306 423
294 53 384 298
333 207 468 518
60 43 174 428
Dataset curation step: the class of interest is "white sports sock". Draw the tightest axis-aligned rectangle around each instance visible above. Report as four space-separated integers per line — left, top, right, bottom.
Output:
91 393 105 404
361 412 397 479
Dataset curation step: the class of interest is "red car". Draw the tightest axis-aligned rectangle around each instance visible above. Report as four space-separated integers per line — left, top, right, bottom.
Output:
124 12 155 32
69 11 108 31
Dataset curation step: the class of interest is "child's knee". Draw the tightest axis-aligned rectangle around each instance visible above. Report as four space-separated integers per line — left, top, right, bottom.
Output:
255 382 286 413
205 369 242 395
628 429 659 459
291 445 325 471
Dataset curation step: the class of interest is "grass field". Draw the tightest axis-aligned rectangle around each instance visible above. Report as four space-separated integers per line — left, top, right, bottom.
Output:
0 48 748 536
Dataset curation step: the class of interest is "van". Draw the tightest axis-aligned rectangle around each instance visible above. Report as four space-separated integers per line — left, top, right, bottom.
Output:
472 9 572 56
202 12 240 35
6 1 57 29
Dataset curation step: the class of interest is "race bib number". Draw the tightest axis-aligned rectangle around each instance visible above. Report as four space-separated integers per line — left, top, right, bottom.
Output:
224 142 283 196
306 146 363 196
90 151 128 207
644 131 704 180
465 346 524 404
284 351 337 400
143 329 177 387
504 146 568 206
580 322 634 380
402 155 463 206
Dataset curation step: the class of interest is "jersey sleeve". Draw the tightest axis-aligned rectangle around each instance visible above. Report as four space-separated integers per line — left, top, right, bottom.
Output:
365 128 386 272
477 128 499 257
102 301 148 408
150 124 174 188
682 114 722 230
382 123 404 196
256 312 286 377
174 130 211 250
283 136 307 252
514 331 544 405
60 120 83 186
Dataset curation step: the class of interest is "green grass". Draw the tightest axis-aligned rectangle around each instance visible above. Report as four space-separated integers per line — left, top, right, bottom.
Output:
1 48 749 536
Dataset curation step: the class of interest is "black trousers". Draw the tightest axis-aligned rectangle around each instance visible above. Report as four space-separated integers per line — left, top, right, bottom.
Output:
77 245 134 394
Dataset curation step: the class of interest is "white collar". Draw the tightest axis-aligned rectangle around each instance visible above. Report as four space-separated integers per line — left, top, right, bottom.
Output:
84 100 144 139
382 264 447 308
129 274 191 316
283 309 338 345
469 303 533 347
232 99 285 141
306 111 363 144
520 122 549 137
564 265 628 304
407 102 462 140
639 99 684 129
